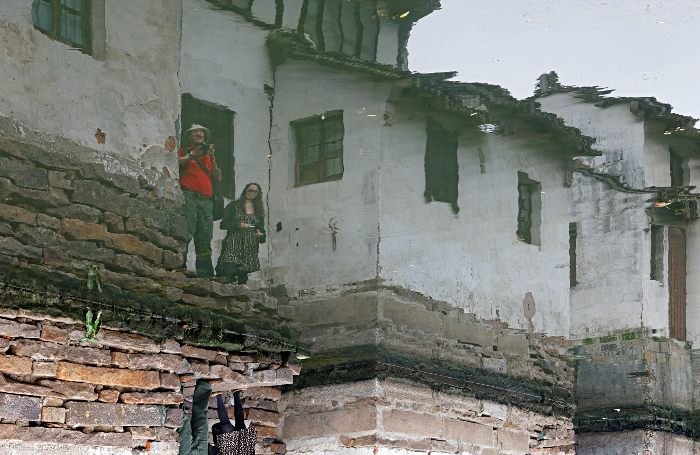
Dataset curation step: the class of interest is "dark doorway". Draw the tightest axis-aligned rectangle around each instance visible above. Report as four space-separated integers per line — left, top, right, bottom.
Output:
668 227 687 341
424 118 459 213
181 94 236 198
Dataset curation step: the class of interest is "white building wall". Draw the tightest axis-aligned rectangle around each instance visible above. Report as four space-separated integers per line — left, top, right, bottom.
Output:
267 61 393 291
0 0 181 163
378 119 572 336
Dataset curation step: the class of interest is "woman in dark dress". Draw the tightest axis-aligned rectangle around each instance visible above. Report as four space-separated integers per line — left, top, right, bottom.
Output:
216 183 266 284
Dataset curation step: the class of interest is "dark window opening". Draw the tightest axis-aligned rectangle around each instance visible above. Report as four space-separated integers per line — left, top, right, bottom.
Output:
670 149 686 187
650 225 664 281
181 94 236 199
298 0 379 59
294 112 344 186
517 172 541 245
32 0 92 54
569 223 577 287
424 118 459 213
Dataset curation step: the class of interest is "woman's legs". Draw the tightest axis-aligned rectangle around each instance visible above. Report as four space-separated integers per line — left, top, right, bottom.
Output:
215 394 234 433
232 390 247 431
236 272 249 285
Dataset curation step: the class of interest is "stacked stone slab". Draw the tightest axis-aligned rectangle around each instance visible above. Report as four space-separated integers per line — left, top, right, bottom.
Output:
0 309 298 453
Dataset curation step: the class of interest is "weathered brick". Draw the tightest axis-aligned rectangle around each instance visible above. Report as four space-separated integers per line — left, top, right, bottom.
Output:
65 401 163 426
56 361 160 389
284 408 376 438
43 247 71 266
181 345 221 362
40 325 85 344
247 408 280 427
162 249 184 269
160 339 181 354
183 278 212 296
182 293 226 309
48 170 72 190
189 360 209 377
160 372 180 390
95 329 159 353
119 352 183 373
242 398 278 413
211 281 247 297
43 396 63 407
61 217 108 240
275 367 294 385
102 269 162 293
246 387 281 402
444 418 494 446
0 424 132 446
0 354 33 375
0 202 36 225
0 237 42 262
165 407 183 428
15 310 78 324
97 389 120 403
10 339 111 365
497 428 530 453
36 379 98 401
125 218 186 253
41 406 66 423
0 221 12 235
0 372 65 397
46 204 102 224
59 240 115 262
32 361 58 378
101 211 125 232
270 443 286 453
120 392 183 405
36 213 61 230
252 425 277 439
0 339 10 354
210 364 247 383
110 351 130 367
0 319 40 338
128 426 179 442
0 393 41 420
383 409 442 437
0 158 48 189
250 369 276 385
170 215 188 241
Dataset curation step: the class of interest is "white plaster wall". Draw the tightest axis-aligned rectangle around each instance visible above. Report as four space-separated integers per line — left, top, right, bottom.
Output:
537 93 648 185
686 219 700 345
378 118 572 336
180 0 274 270
0 0 181 163
267 61 393 291
568 175 666 338
375 18 399 66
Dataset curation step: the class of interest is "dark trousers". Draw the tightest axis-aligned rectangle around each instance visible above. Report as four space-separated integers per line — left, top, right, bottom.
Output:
178 380 213 455
210 391 246 455
183 190 215 278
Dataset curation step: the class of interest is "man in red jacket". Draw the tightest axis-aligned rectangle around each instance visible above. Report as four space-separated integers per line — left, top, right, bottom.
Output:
179 124 222 278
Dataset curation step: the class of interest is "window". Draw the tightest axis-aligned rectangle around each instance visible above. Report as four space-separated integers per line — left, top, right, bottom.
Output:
650 225 664 281
424 119 459 213
670 149 687 187
569 223 577 287
298 0 379 59
517 172 542 245
294 112 344 185
32 0 92 54
182 94 236 198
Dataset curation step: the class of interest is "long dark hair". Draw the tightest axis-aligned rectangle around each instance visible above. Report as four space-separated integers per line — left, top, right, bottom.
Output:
234 183 265 218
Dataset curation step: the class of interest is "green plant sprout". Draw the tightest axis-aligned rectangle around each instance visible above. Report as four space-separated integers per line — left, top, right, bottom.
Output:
80 309 103 343
86 264 103 292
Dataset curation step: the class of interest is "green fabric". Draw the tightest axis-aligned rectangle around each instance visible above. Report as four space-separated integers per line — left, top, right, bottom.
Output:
178 380 213 455
184 191 215 277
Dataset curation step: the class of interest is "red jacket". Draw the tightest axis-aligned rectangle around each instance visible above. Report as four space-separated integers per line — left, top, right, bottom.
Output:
179 147 216 197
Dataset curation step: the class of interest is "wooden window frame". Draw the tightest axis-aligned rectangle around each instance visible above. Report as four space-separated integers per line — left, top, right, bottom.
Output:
32 0 93 55
293 112 344 187
517 172 541 246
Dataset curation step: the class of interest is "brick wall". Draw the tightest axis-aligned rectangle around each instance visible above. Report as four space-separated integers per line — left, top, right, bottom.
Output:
0 310 298 453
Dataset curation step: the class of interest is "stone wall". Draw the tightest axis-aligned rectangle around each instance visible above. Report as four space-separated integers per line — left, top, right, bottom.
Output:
281 379 575 455
0 309 296 453
0 116 300 350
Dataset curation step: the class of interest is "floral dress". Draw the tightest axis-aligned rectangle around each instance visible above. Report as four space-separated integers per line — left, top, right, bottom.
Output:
216 203 266 277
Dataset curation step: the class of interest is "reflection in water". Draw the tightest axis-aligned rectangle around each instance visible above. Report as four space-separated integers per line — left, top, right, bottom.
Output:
1 0 699 452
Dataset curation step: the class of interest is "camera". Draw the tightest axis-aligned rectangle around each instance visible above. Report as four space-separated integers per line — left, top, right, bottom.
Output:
197 143 214 154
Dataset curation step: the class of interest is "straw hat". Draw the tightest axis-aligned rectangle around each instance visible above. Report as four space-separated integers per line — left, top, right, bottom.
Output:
183 124 211 143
